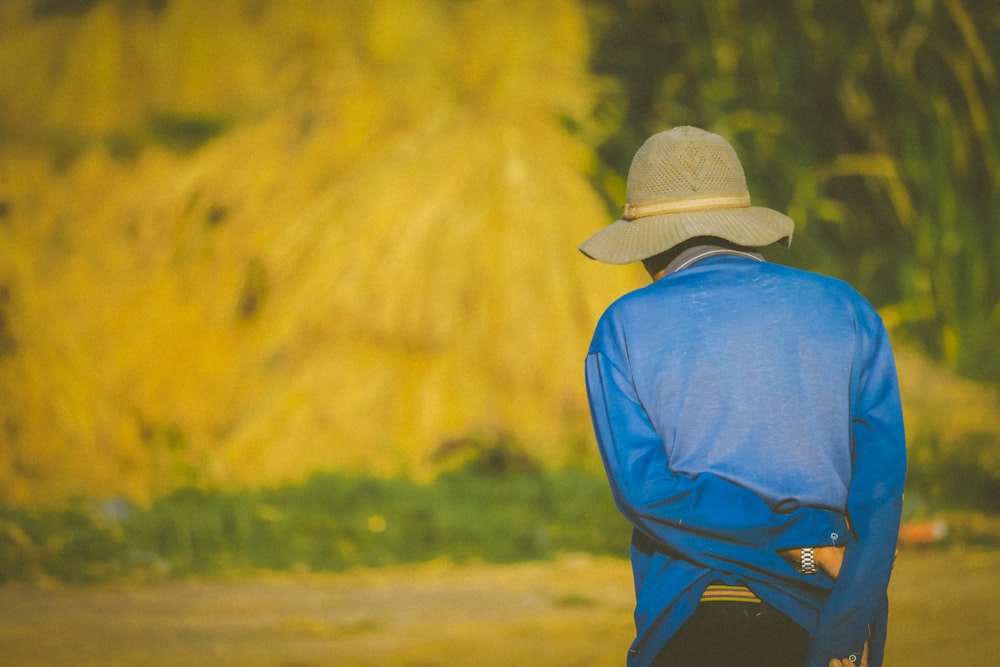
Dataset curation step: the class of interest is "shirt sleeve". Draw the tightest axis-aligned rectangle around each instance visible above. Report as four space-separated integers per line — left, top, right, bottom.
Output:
585 347 849 579
805 317 907 667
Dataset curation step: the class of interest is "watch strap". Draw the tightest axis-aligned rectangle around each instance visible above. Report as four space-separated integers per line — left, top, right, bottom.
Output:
800 546 817 575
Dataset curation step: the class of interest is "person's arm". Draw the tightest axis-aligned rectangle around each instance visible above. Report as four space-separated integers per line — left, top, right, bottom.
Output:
777 545 872 666
586 348 848 578
803 319 906 667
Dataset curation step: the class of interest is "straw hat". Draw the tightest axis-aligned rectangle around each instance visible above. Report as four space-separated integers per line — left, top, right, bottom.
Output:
579 126 794 264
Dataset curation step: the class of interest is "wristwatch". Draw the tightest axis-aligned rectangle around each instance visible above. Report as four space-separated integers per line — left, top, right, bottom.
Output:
800 547 817 575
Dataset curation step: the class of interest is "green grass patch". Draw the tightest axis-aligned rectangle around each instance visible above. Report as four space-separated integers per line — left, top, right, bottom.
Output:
0 468 631 584
6 462 996 585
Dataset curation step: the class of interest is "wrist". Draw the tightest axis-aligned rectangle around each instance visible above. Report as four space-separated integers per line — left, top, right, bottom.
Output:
813 544 848 579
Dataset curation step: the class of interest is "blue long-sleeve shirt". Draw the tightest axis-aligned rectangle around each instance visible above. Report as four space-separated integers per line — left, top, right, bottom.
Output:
585 249 906 667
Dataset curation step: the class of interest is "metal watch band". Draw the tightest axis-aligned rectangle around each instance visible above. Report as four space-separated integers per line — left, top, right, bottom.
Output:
800 546 817 575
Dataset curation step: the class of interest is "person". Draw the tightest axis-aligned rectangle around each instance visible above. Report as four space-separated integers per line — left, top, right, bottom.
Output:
579 126 906 667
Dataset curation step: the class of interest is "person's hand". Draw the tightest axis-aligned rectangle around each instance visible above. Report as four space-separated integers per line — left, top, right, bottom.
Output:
814 544 846 579
778 544 872 666
828 639 869 667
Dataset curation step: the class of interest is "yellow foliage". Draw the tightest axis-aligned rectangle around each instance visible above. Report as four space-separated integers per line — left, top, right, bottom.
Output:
7 1 988 508
894 346 1000 475
0 0 640 505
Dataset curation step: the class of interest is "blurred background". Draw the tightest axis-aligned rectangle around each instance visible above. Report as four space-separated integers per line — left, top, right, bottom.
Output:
1 0 998 587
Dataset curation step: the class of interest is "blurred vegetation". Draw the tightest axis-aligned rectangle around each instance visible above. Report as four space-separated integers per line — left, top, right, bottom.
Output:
0 0 998 567
894 348 1000 516
0 0 636 505
0 440 631 585
585 0 1000 384
581 0 1000 525
0 431 997 586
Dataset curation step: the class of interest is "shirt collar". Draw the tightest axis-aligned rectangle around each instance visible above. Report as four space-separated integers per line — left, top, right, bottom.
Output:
660 244 765 278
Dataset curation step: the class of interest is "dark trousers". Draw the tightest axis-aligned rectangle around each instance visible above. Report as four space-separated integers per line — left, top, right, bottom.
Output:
651 600 809 667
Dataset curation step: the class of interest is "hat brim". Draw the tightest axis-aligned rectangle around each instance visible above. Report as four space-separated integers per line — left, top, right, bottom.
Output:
578 206 794 265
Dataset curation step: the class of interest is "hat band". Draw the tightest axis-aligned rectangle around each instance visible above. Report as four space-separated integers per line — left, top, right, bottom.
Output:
622 192 751 220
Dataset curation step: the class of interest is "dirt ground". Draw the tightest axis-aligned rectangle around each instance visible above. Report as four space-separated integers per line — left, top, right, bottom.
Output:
1 548 997 666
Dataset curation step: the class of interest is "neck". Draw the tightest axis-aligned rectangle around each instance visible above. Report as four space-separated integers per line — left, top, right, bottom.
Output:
645 240 764 281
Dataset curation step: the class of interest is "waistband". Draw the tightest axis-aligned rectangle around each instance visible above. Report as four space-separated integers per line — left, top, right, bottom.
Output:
699 583 762 603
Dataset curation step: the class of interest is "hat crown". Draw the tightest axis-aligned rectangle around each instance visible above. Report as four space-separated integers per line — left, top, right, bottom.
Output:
626 126 748 204
577 126 793 265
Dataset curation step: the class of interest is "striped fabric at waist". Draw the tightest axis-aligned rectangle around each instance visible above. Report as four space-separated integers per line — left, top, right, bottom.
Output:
699 583 762 603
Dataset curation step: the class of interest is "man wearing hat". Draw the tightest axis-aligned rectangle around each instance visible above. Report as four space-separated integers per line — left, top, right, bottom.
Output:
580 127 905 667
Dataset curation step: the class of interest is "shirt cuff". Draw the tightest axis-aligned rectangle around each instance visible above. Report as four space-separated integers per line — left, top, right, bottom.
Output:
769 507 851 550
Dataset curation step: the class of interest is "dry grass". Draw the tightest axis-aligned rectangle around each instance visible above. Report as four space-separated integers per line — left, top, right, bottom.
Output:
1 1 997 510
0 0 641 505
